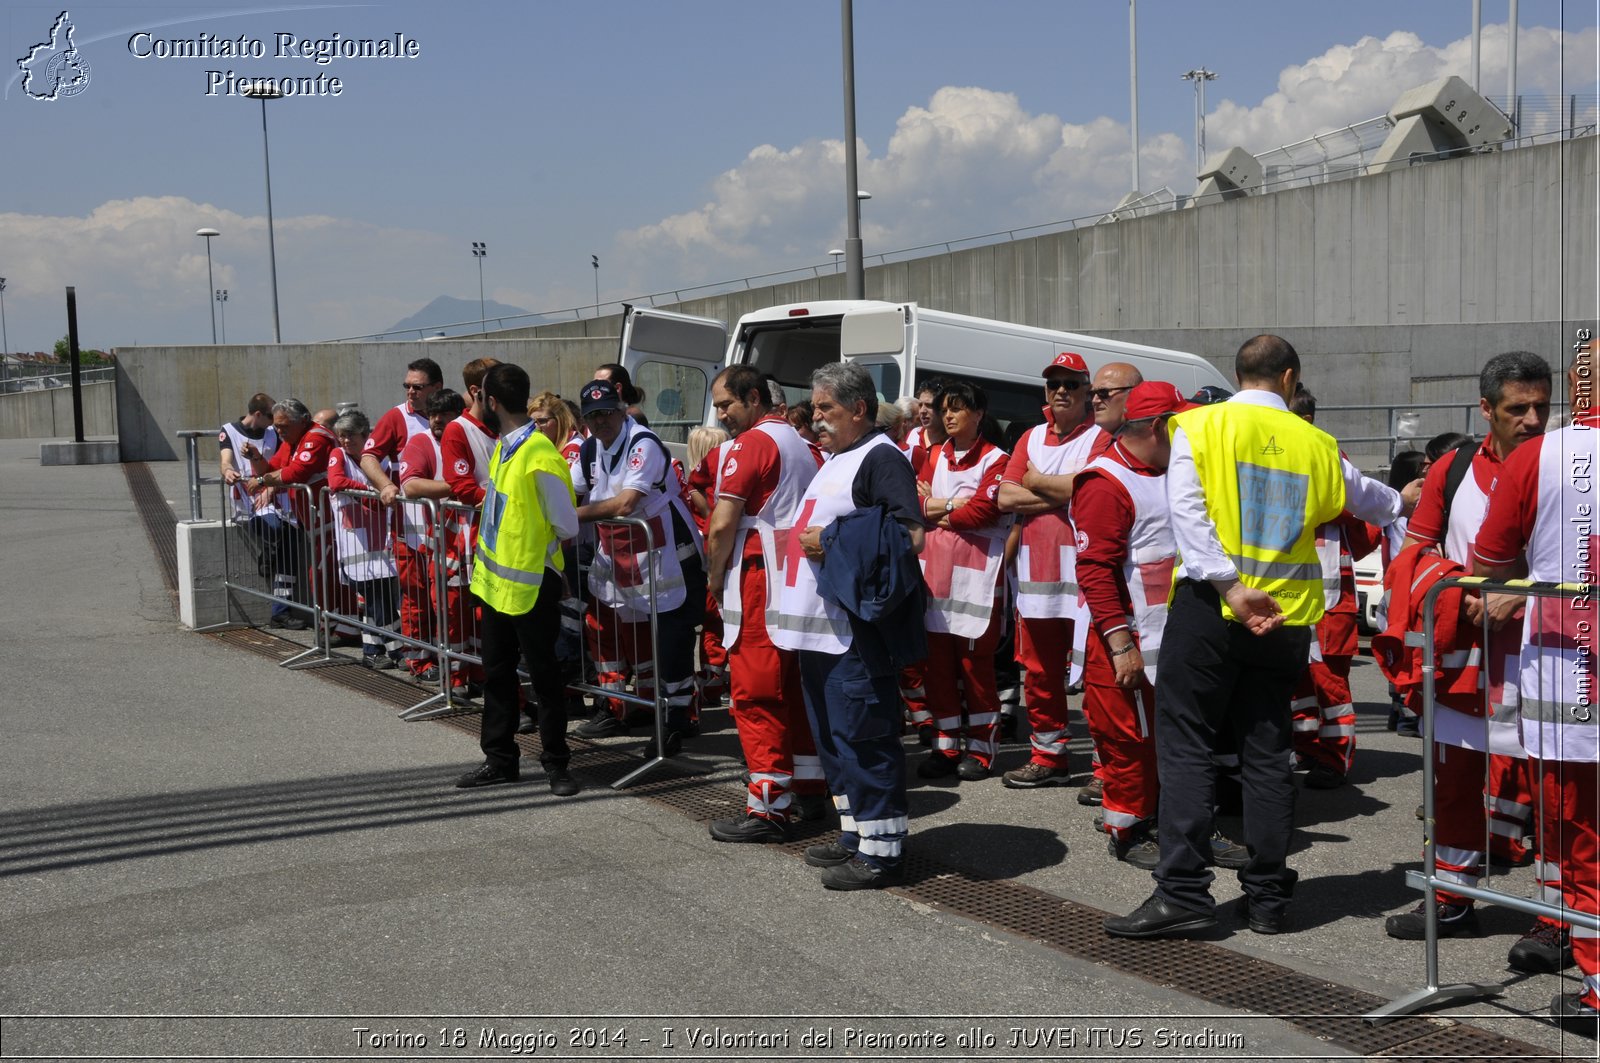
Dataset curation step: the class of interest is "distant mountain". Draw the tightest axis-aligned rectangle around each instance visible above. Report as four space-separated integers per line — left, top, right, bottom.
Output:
385 295 544 338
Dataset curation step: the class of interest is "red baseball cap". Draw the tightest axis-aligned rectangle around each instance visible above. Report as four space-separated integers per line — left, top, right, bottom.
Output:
1042 351 1089 377
1122 381 1198 424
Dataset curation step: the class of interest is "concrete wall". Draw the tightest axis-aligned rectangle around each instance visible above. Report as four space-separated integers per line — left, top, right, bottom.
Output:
115 338 615 462
117 136 1597 463
0 381 116 440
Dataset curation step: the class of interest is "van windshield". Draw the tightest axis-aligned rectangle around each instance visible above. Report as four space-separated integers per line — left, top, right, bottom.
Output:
741 316 902 406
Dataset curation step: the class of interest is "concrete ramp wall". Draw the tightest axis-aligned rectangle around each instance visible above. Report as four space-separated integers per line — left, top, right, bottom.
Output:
0 381 116 441
115 338 615 463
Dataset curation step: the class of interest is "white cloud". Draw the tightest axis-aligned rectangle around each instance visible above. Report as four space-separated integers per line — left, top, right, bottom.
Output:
0 196 453 349
615 22 1594 294
1207 24 1599 153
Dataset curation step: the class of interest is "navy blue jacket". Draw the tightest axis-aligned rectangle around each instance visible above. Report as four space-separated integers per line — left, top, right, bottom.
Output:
817 503 928 676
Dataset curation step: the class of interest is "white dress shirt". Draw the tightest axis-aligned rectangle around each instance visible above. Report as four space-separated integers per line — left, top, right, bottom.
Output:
1167 389 1403 584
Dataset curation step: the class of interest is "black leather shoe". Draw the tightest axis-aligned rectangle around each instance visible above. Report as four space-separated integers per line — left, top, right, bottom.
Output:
1108 830 1161 871
1507 920 1573 973
804 841 852 867
1551 993 1600 1036
956 755 990 781
1239 899 1286 935
416 665 442 684
640 730 684 760
792 793 832 822
917 753 959 779
268 613 309 631
1210 829 1250 870
820 857 903 891
455 762 518 788
575 708 626 738
545 767 580 797
709 813 788 843
1103 894 1217 938
1303 762 1346 789
517 712 538 735
1384 900 1478 940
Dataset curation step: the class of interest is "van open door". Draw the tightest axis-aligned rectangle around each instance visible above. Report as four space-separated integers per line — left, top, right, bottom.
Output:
839 303 912 405
617 307 728 444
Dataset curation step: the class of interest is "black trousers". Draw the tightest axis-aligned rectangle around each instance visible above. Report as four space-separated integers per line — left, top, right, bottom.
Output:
1153 580 1311 917
475 573 570 772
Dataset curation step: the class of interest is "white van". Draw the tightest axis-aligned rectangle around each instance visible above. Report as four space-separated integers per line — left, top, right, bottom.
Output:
615 300 1233 448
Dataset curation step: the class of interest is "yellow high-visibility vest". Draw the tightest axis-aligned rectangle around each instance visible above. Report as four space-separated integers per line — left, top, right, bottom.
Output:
1171 400 1345 626
471 424 574 615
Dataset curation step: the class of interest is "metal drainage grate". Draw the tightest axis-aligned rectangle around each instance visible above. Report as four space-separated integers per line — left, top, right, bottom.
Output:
124 462 1560 1061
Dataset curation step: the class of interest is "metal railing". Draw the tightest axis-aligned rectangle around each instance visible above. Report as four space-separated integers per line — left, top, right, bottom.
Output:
1319 401 1575 465
1367 576 1597 1023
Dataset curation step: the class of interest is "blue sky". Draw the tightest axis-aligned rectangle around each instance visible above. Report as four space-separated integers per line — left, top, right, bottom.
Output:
2 0 1595 351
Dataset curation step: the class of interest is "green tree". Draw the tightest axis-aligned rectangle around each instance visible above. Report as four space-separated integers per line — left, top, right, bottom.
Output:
53 335 110 365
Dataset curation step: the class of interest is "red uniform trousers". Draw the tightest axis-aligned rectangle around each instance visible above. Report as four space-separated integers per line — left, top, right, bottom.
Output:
1431 741 1541 905
443 526 486 687
901 661 931 732
1016 615 1076 769
585 599 653 720
393 538 437 675
698 588 727 710
1080 634 1158 842
726 558 824 822
1291 655 1356 774
924 608 1003 767
1533 758 1600 1007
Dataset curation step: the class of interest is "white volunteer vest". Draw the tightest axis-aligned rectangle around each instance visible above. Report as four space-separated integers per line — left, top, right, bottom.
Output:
329 451 396 582
1079 455 1177 685
586 421 699 620
385 402 433 550
721 420 818 649
1433 450 1523 756
1518 423 1599 763
921 442 1009 638
1015 423 1105 617
773 432 898 654
220 420 280 521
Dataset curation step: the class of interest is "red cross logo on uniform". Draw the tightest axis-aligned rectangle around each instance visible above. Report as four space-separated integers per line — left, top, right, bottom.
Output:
784 499 819 587
923 531 990 599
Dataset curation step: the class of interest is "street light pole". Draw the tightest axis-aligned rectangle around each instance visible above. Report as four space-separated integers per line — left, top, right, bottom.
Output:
840 0 865 300
592 254 600 315
216 289 229 343
1181 68 1218 172
196 227 220 342
1129 0 1140 194
0 278 8 390
472 242 487 332
241 81 284 342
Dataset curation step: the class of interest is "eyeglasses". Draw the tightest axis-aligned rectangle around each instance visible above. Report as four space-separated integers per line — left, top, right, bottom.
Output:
1044 377 1085 393
1090 386 1134 402
402 382 429 392
532 416 554 426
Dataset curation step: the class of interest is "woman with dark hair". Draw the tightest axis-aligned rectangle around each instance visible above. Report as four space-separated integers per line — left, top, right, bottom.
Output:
594 363 649 425
915 381 1012 780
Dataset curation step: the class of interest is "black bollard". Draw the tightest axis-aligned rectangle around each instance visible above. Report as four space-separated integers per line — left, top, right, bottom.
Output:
66 286 85 443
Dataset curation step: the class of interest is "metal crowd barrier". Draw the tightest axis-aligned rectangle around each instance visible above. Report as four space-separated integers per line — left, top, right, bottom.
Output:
570 514 707 790
176 429 223 521
1367 576 1597 1023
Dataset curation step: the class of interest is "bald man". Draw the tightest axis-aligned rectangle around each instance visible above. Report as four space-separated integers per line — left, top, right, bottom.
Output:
1091 363 1144 433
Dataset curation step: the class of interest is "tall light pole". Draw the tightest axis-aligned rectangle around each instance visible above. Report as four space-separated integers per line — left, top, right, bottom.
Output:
1181 68 1218 172
196 227 220 342
591 254 600 314
0 278 8 389
241 81 283 343
1506 0 1520 131
216 289 229 343
840 0 865 300
828 248 844 274
471 241 487 332
1129 0 1140 194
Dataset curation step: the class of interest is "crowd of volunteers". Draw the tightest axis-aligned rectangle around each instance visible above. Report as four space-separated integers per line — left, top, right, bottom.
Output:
215 336 1597 1033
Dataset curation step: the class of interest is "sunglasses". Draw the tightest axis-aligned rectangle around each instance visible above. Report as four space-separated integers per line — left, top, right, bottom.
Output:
402 382 430 392
1044 377 1086 393
1090 385 1134 402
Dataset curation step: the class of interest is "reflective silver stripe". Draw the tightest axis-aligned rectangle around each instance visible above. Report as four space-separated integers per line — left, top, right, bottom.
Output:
774 612 848 636
1229 554 1322 582
858 837 902 857
1485 794 1532 818
928 595 994 620
1018 580 1079 595
1519 698 1600 724
475 551 543 586
1436 845 1481 867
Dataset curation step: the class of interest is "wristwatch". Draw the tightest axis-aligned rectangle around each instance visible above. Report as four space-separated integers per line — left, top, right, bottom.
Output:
944 498 956 513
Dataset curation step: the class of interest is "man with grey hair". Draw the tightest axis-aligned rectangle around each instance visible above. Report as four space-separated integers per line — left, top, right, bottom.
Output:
245 398 348 634
774 361 926 891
